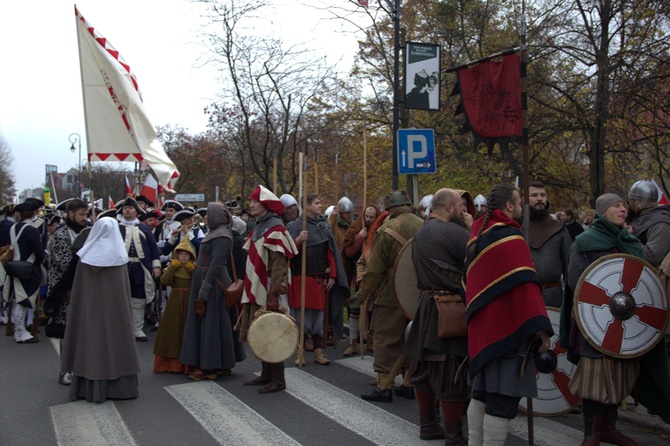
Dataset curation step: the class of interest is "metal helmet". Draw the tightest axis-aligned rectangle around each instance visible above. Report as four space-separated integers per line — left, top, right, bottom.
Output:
628 180 658 203
419 194 433 210
280 194 301 214
338 196 354 213
383 190 412 209
473 194 487 211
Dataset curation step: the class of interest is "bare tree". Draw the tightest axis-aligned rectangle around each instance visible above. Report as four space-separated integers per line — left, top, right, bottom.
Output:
0 134 17 202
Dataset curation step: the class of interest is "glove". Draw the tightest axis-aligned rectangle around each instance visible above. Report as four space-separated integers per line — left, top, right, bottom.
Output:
159 255 169 263
171 258 182 268
156 240 166 249
195 299 206 318
184 261 196 273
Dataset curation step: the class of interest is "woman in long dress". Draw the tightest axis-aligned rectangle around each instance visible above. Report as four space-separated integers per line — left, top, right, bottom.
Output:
63 218 140 403
180 202 245 380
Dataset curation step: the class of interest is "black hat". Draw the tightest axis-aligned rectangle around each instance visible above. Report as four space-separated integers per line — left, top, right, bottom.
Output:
88 206 104 217
55 198 76 212
139 210 159 221
1 203 15 214
136 195 155 207
97 209 118 220
116 197 146 216
47 214 62 226
241 207 252 217
15 198 44 213
160 200 184 212
196 207 207 217
173 208 196 222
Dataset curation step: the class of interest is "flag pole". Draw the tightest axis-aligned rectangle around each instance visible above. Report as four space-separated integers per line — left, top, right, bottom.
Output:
74 6 96 218
520 1 533 445
298 151 307 369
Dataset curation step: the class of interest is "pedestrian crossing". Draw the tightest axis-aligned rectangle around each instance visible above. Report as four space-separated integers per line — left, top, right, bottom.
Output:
45 352 590 446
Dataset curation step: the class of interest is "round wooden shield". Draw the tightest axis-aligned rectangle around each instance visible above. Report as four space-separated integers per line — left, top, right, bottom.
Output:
574 254 668 359
247 312 298 363
392 239 420 320
519 307 580 417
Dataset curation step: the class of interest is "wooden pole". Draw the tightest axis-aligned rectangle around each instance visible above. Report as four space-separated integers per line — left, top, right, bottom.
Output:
363 125 367 210
359 124 368 358
299 152 307 368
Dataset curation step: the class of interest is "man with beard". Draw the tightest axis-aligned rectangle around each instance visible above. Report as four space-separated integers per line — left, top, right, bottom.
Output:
525 180 572 308
464 184 552 445
341 204 380 356
287 194 349 365
329 196 355 251
117 197 162 342
358 190 423 403
45 198 89 385
240 185 298 393
404 188 470 444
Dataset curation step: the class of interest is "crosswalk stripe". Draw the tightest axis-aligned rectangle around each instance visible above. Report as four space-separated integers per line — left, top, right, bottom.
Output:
284 368 424 445
166 381 300 446
509 416 584 445
50 400 138 446
335 355 402 385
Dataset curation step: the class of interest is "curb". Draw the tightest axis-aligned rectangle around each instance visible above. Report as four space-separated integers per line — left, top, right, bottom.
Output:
618 404 670 437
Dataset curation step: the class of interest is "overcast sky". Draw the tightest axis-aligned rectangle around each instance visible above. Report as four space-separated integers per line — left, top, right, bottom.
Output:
0 0 361 197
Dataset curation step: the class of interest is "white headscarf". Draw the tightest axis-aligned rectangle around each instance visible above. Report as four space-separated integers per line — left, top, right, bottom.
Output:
77 218 129 267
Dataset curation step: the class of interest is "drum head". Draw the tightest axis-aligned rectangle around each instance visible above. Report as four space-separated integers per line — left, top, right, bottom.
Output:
247 312 299 363
574 254 668 359
518 307 580 417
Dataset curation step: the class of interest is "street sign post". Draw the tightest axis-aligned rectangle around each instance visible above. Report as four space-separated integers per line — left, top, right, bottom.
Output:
174 193 205 202
397 129 436 175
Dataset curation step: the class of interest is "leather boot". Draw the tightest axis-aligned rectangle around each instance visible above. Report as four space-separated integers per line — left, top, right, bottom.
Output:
304 334 314 352
482 414 510 446
415 389 444 440
361 373 393 402
599 404 637 446
441 401 467 445
294 348 306 367
244 361 272 386
258 363 286 393
580 399 601 445
343 339 358 356
312 336 330 365
467 398 485 446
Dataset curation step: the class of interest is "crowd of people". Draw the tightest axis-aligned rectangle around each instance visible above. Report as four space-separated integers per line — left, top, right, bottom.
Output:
1 179 669 446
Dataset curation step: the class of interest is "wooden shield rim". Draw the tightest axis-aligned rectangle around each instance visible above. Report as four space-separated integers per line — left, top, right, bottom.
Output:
248 312 298 363
518 306 580 417
392 238 419 320
573 253 668 359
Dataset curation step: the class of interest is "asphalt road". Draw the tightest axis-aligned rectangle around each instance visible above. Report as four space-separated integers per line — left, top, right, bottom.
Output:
1 324 667 445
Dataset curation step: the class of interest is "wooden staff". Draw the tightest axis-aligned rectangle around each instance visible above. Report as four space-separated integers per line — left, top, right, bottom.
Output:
363 125 367 212
298 151 307 368
359 125 368 358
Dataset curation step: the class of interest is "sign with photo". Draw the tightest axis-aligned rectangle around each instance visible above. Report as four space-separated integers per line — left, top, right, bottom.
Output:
405 42 441 111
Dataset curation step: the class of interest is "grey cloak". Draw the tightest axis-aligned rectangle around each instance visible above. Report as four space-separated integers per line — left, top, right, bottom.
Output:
63 262 140 403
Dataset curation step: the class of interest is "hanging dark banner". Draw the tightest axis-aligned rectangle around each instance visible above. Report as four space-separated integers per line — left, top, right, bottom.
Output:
452 53 522 153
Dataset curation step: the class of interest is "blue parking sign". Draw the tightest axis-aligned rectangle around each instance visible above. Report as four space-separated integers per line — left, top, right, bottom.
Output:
397 129 436 174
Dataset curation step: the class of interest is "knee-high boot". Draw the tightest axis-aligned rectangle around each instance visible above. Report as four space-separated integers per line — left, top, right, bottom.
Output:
259 362 286 393
440 401 467 445
243 361 272 386
130 298 147 340
580 399 602 446
600 403 637 446
467 398 485 446
415 389 444 440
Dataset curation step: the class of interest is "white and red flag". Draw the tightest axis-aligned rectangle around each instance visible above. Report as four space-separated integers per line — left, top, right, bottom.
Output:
108 195 115 209
140 174 159 203
124 175 134 197
74 7 180 191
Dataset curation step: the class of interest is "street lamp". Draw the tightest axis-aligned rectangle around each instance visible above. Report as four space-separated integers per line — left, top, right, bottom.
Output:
68 133 82 199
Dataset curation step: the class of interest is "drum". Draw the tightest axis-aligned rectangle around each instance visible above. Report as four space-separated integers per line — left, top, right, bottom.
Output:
247 312 299 363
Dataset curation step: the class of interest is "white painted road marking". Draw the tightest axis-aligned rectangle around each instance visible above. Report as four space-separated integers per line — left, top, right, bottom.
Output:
50 400 138 446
